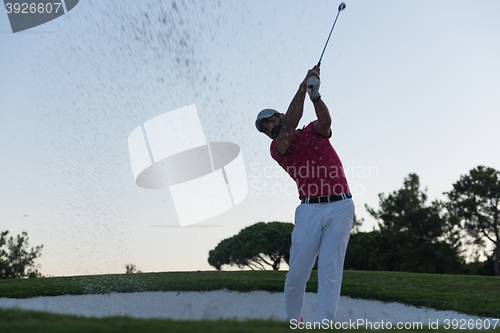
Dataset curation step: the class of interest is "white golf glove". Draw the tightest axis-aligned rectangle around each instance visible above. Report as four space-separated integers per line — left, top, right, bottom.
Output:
306 71 321 98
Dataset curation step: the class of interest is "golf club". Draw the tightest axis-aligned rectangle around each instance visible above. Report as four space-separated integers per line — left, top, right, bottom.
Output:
317 2 346 67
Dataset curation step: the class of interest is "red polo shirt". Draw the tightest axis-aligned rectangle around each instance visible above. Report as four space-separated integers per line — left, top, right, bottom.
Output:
270 121 350 199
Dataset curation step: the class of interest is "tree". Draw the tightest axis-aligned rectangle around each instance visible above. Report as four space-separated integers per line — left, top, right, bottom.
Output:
0 231 43 279
208 222 294 270
351 214 364 234
125 264 141 274
363 174 463 274
445 166 500 276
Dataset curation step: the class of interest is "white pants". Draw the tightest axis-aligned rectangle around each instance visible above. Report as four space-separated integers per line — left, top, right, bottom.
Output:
285 198 354 322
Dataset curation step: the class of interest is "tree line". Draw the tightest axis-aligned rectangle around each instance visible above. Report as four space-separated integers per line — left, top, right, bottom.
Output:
0 231 43 279
208 166 500 276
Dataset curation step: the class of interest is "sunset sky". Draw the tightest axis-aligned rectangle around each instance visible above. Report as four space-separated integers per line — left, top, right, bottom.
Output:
1 0 499 276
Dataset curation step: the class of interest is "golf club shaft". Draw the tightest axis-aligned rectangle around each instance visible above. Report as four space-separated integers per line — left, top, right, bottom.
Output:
317 5 344 67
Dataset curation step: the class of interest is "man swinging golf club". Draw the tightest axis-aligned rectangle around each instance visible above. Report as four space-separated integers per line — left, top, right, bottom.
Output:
255 65 354 323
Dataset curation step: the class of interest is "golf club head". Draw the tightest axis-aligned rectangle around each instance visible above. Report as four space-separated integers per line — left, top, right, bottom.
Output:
338 2 346 11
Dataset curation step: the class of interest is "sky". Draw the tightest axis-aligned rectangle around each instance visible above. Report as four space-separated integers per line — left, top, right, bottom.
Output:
1 0 499 277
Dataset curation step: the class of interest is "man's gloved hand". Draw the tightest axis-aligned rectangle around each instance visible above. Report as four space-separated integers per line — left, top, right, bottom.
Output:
306 71 321 99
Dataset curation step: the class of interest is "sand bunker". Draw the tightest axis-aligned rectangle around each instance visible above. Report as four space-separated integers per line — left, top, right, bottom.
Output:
0 290 485 326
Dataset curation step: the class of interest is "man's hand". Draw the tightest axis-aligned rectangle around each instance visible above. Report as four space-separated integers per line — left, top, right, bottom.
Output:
302 66 320 88
307 66 321 98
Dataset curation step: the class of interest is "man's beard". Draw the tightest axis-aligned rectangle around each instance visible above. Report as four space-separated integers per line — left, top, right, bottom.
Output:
270 117 283 139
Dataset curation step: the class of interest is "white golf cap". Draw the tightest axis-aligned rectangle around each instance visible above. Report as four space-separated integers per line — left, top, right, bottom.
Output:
255 109 280 132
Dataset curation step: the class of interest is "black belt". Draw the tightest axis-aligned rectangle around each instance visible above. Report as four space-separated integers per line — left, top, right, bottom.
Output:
301 193 352 204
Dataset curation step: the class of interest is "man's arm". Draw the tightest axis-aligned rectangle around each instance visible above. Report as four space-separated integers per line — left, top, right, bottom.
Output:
275 68 318 156
310 65 332 138
312 97 332 138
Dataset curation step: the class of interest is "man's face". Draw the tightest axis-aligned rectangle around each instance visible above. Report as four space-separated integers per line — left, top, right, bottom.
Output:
262 114 283 139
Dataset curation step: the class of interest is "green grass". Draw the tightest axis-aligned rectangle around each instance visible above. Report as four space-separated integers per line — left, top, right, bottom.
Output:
0 270 288 298
0 270 499 332
0 309 290 333
341 270 500 318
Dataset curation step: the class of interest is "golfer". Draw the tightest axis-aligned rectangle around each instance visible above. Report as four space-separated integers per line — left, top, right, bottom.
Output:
255 65 354 323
